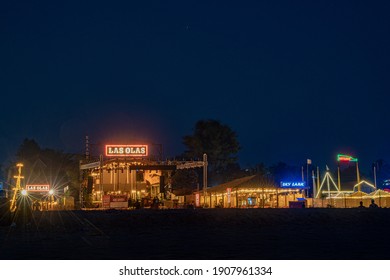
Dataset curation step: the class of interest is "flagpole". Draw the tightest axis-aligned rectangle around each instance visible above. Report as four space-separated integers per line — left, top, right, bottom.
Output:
317 166 320 193
337 163 341 192
306 159 311 198
356 161 360 192
326 166 331 198
312 170 316 206
306 162 309 198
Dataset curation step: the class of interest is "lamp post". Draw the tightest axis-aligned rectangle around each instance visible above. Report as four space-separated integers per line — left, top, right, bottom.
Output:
337 163 341 192
203 154 208 207
49 189 54 210
356 161 360 192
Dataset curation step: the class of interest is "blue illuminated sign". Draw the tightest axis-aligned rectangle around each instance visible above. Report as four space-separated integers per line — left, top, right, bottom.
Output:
280 181 306 188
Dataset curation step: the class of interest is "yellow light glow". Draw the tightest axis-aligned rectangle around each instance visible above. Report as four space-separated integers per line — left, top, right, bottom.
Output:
353 180 376 191
316 170 340 198
21 189 28 196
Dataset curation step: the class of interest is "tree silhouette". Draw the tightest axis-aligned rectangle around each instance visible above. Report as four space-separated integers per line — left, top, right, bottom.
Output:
7 138 81 200
182 119 240 185
171 169 199 195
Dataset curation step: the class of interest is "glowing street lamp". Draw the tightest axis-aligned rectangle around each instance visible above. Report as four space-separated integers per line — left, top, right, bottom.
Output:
48 189 55 209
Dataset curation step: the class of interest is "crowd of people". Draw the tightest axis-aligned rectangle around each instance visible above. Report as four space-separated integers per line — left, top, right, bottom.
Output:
358 199 379 208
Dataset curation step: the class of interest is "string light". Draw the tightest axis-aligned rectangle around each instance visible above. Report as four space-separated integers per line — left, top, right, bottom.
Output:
316 171 340 198
353 180 376 192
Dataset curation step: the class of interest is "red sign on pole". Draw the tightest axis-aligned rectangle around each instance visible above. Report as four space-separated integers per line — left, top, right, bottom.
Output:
103 195 110 208
109 195 128 208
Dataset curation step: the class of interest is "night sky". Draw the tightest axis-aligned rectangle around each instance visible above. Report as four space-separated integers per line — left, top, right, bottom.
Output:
1 1 390 174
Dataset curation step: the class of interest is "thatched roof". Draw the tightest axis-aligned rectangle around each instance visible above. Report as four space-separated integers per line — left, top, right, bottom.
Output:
206 174 278 193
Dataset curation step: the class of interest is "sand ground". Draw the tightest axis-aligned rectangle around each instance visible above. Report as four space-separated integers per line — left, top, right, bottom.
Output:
0 208 389 260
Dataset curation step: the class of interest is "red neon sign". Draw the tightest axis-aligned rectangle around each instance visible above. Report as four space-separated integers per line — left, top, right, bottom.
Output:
338 156 352 161
337 154 358 162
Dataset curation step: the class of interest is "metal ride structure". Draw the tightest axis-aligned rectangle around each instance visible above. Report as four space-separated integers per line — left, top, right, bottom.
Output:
10 163 24 212
315 166 340 198
353 180 376 193
315 154 375 199
337 154 360 191
315 154 360 198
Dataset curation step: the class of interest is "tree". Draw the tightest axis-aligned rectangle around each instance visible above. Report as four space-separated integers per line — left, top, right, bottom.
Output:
268 162 301 184
246 162 268 176
7 138 81 201
183 119 240 185
171 169 199 195
16 138 41 162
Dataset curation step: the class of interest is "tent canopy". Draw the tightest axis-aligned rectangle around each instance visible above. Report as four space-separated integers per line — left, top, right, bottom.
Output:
348 191 369 198
364 189 390 198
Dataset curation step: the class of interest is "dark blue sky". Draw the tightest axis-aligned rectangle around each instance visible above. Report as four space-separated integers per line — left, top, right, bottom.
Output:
1 0 390 174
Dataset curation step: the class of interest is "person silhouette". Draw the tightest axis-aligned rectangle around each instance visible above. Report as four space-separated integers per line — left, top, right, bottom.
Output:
369 199 378 208
358 201 365 208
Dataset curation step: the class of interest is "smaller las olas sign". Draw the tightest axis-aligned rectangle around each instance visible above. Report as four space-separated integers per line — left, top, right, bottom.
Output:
280 181 306 188
105 145 148 157
26 184 50 192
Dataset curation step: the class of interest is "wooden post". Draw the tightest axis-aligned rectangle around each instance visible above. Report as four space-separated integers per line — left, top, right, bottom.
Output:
203 154 208 207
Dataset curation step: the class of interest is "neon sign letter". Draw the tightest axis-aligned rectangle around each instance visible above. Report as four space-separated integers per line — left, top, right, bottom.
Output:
105 145 148 157
337 154 358 162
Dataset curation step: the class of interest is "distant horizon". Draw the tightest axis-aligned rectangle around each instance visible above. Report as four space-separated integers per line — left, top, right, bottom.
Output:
2 134 386 182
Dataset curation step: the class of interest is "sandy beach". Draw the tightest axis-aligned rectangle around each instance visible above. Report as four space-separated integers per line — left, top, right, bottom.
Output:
1 208 389 260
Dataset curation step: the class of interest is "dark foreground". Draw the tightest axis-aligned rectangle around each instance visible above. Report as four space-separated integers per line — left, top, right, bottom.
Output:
1 208 389 260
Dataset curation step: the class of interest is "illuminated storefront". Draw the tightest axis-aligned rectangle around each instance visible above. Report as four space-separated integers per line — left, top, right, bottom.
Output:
199 175 307 208
16 183 60 211
80 144 207 208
